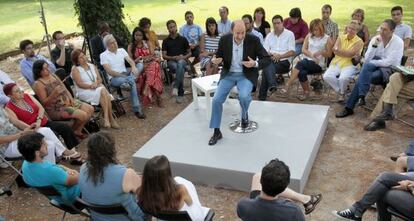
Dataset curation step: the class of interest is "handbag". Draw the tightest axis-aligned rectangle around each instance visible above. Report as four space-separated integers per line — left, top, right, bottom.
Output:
84 117 100 133
111 99 126 117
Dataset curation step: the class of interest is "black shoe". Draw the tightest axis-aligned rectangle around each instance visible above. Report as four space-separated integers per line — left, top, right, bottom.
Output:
241 118 249 129
332 209 361 221
336 108 354 118
276 75 285 84
357 97 366 106
208 131 222 145
374 113 394 121
390 156 399 161
134 112 146 119
268 86 277 96
364 119 386 131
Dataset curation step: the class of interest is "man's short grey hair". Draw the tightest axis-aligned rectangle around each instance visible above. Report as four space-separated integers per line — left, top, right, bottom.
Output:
103 34 115 48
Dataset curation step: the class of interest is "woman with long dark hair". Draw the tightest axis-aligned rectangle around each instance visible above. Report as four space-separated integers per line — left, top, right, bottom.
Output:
253 7 271 38
138 155 209 221
127 27 163 107
199 17 221 75
79 132 146 221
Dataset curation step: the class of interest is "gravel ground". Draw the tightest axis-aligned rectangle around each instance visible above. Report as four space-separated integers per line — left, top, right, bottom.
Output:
0 42 413 221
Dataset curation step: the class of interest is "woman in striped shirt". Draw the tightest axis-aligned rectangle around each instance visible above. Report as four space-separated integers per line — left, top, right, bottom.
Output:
200 17 221 75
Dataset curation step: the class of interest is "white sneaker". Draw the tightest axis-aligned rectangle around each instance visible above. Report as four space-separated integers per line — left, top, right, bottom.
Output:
0 161 9 169
172 88 178 96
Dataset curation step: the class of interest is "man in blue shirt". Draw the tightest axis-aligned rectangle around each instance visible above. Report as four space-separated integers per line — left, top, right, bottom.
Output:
179 11 203 75
19 40 56 86
18 132 80 205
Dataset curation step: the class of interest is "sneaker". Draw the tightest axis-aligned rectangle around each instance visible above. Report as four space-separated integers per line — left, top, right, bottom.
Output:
176 96 184 104
332 209 361 221
172 88 178 96
0 161 9 169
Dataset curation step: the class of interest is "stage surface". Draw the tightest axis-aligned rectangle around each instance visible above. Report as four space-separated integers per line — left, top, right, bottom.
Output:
133 98 329 192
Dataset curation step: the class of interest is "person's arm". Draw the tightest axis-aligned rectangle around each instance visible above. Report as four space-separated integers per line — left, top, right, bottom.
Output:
0 125 34 145
127 44 136 62
180 185 193 206
301 35 313 58
363 25 370 45
125 54 139 75
199 34 208 57
71 66 94 89
28 94 45 128
55 45 66 67
335 40 363 58
4 107 30 129
370 40 404 67
93 65 103 85
323 37 334 58
122 168 141 193
32 82 60 106
403 38 410 50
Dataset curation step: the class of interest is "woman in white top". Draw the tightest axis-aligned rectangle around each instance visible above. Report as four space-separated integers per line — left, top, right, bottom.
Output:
70 49 119 129
138 155 209 221
282 19 333 100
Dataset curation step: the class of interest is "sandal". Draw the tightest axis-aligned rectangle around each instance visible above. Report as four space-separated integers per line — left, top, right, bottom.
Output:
297 92 310 101
62 151 81 160
303 193 322 215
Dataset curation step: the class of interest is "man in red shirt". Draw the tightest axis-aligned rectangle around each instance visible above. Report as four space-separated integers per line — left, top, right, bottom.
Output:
283 8 309 55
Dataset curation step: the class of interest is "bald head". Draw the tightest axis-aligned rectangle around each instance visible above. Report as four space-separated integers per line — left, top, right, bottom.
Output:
232 20 246 44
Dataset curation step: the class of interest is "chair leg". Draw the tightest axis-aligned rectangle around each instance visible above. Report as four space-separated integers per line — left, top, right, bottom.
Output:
61 211 66 221
0 156 23 176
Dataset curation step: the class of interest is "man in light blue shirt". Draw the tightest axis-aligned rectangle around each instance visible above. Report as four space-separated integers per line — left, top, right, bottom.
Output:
179 11 203 74
218 6 232 35
19 39 56 86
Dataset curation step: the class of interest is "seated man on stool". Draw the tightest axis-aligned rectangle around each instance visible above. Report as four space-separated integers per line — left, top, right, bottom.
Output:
336 19 404 118
208 20 270 145
365 71 414 131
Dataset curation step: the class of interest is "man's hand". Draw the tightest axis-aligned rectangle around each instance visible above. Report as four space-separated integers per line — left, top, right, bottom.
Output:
59 39 65 48
393 180 414 190
242 56 256 68
272 53 281 62
373 36 382 47
211 55 223 65
131 67 139 76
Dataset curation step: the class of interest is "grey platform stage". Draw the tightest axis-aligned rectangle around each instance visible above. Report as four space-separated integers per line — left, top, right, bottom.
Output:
133 98 329 193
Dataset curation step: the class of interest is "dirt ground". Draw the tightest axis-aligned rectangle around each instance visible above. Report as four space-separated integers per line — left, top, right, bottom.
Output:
0 41 413 221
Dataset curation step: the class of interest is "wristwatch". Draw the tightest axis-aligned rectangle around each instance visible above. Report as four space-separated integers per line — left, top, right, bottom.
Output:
372 44 378 48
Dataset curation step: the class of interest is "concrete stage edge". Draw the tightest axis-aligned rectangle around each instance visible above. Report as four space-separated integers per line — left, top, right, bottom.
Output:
133 98 329 193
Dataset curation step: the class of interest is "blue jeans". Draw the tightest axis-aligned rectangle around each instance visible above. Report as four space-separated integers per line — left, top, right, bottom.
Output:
136 62 144 75
209 73 253 128
110 73 142 113
168 59 187 96
346 62 384 109
259 60 290 100
295 43 303 55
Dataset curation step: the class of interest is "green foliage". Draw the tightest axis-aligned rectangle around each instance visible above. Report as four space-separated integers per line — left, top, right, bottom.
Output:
73 0 130 43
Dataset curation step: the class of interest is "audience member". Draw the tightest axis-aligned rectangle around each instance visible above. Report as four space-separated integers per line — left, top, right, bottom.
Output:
32 60 94 138
333 171 414 221
100 34 146 118
351 9 370 46
364 71 414 131
218 6 232 35
70 49 119 128
237 159 322 220
51 31 74 82
138 17 161 50
139 155 209 220
179 11 203 74
392 139 414 173
18 132 81 205
90 21 126 70
258 15 295 101
284 8 309 55
19 39 56 86
242 14 264 45
0 70 14 106
79 132 146 221
321 4 339 41
323 20 363 102
336 19 404 118
1 107 80 164
162 20 191 104
199 17 221 75
390 6 412 50
283 18 333 101
127 27 163 107
253 7 271 38
3 83 80 151
208 20 270 145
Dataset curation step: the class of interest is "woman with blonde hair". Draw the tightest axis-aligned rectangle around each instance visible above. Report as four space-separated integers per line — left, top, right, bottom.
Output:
351 9 370 45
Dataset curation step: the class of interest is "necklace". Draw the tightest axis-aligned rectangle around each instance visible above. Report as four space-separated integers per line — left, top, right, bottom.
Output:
81 65 96 83
11 99 33 113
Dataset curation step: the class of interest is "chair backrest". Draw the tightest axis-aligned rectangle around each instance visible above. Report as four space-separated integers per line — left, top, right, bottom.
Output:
75 197 128 215
153 210 192 221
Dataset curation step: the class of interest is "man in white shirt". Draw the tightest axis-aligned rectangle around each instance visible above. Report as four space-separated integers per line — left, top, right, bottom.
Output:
100 34 146 119
218 6 232 35
258 15 295 101
0 69 14 106
336 19 404 118
242 14 264 45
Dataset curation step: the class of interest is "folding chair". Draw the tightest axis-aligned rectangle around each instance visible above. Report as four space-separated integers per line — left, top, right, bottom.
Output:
75 197 129 218
387 206 412 221
0 155 23 176
152 209 215 221
34 186 89 221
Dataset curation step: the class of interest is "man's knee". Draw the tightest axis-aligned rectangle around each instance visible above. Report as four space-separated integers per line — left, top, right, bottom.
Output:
377 171 397 182
177 59 187 67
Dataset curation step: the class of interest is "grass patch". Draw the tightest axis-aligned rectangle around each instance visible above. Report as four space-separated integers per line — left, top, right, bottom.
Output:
0 0 412 53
